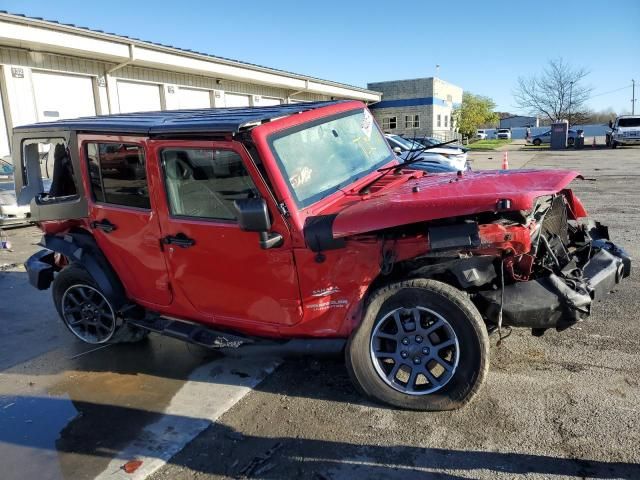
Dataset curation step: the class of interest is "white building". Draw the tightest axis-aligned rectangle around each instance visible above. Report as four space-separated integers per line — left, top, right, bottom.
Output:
367 77 463 139
0 11 381 157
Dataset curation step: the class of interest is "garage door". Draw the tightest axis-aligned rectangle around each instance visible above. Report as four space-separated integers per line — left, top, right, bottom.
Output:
117 81 162 113
260 97 281 106
32 71 96 122
224 93 251 107
178 87 211 109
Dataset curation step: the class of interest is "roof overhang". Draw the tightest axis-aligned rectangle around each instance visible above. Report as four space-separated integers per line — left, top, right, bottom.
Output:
0 12 381 102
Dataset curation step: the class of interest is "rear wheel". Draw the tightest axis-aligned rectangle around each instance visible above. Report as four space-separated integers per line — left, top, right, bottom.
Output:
346 279 489 411
52 264 148 344
533 138 541 146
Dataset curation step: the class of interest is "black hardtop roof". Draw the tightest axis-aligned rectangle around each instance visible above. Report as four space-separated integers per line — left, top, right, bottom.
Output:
14 100 353 136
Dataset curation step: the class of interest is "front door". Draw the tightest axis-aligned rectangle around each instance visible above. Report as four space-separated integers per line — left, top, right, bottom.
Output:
80 136 172 307
148 140 301 328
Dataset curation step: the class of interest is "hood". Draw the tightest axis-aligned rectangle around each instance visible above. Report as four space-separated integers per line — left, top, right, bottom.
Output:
331 169 580 238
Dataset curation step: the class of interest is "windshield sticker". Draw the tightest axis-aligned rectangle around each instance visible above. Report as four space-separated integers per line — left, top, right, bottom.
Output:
289 166 313 188
306 299 348 310
361 109 373 138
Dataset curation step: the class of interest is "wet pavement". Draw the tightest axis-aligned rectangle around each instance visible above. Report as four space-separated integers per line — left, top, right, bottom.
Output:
1 242 278 479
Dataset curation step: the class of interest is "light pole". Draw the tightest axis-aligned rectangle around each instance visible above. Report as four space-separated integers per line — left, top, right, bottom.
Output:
633 79 636 115
568 81 574 126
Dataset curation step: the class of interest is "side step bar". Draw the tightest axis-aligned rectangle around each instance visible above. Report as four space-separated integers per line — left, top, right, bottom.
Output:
128 315 345 357
129 315 251 349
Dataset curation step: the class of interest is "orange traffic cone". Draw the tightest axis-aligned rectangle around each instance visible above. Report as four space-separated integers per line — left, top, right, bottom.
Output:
592 137 597 148
502 151 509 170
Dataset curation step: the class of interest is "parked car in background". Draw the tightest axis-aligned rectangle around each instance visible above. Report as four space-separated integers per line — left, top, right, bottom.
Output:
0 178 52 227
495 129 512 140
476 129 488 139
385 134 468 171
412 136 469 153
0 158 13 178
0 181 30 226
530 129 577 146
607 116 640 148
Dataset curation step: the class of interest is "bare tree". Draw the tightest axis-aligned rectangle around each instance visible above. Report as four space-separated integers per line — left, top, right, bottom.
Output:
514 58 592 125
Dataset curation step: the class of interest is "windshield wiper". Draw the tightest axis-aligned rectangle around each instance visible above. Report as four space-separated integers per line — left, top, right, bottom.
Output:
357 138 460 195
377 138 459 173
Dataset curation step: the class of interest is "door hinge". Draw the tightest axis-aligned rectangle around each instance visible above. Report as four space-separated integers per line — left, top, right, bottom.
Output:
278 202 290 217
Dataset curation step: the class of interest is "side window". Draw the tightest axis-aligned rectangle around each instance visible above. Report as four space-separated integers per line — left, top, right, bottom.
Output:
22 138 77 198
161 148 259 221
86 143 150 209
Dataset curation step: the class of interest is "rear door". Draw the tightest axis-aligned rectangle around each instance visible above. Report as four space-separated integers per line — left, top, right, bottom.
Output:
79 135 172 307
148 139 301 328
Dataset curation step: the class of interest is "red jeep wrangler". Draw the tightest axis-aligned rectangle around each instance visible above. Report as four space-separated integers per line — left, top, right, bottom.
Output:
14 101 630 410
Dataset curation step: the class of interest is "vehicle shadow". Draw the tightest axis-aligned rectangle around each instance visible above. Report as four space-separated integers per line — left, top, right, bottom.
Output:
0 395 638 479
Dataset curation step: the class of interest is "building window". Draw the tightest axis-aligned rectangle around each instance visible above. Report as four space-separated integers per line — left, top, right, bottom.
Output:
447 94 453 102
382 117 397 130
437 114 441 128
444 115 448 128
405 115 420 129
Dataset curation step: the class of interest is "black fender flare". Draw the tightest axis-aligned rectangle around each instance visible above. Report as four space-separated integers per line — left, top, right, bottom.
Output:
30 232 127 309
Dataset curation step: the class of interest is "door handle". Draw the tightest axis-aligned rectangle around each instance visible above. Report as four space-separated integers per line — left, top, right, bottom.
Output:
162 233 195 248
90 219 117 233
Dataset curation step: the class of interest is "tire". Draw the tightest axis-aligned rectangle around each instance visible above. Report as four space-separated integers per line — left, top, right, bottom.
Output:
52 264 149 344
346 279 489 411
612 141 618 149
567 137 575 146
533 139 541 146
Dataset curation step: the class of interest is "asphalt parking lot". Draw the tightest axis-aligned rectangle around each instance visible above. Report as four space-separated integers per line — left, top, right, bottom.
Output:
1 146 639 479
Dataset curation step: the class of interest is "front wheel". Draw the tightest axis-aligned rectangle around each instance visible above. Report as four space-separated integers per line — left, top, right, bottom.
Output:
346 279 489 411
533 138 541 146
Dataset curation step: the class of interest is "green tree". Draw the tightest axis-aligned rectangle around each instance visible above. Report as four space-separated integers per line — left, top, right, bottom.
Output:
453 93 499 139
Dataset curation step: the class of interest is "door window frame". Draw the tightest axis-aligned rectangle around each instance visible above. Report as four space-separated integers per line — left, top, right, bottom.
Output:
79 136 152 213
149 139 290 236
158 144 259 224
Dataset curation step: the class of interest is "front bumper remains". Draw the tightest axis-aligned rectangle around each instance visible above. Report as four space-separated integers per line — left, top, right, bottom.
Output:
478 240 631 332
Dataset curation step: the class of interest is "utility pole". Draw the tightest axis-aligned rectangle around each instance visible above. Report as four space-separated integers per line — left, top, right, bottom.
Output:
633 79 636 115
568 81 574 126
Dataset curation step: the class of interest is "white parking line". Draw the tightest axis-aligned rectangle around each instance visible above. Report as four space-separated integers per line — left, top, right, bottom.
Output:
94 355 280 480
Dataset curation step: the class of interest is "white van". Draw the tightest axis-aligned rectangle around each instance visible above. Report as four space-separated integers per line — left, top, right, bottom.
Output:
476 129 487 139
608 116 640 148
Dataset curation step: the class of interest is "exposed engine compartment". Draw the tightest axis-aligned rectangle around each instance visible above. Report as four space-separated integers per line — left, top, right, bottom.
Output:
475 194 630 333
385 192 631 335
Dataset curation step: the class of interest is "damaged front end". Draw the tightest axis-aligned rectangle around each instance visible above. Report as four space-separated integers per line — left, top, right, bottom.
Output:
475 194 631 334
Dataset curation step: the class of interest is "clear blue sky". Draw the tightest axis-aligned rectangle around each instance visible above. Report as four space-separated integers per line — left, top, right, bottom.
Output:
3 0 639 113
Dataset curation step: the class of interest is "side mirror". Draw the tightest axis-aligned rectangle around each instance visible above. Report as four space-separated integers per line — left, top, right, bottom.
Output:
234 198 283 249
392 146 402 154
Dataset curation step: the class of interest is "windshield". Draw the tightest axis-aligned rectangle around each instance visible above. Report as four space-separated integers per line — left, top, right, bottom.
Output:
270 109 393 207
618 118 640 128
